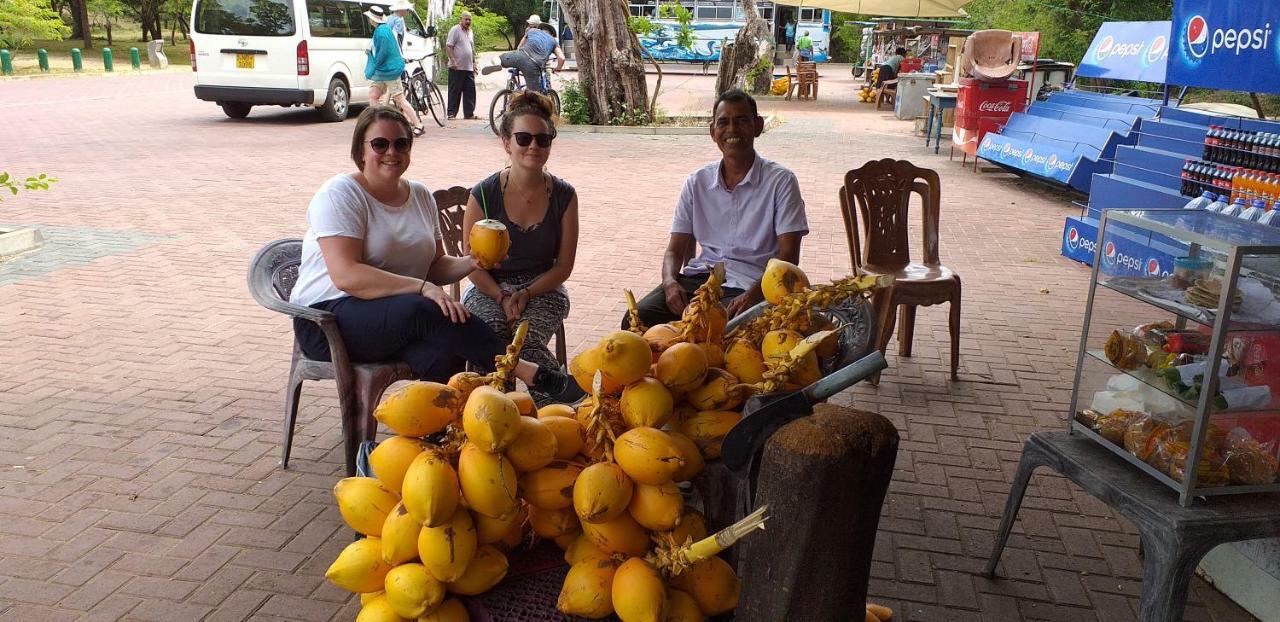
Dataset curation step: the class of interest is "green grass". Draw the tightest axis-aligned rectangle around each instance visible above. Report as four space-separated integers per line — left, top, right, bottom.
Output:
3 22 191 75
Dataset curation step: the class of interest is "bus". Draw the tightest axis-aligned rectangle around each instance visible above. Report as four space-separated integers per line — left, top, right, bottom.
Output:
546 0 832 63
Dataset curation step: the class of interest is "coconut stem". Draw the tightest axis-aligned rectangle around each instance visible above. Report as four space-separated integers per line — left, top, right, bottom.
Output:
489 321 529 389
624 289 647 335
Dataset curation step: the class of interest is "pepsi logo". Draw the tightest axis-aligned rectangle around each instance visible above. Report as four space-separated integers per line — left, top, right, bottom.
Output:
1103 241 1117 265
1066 227 1079 250
1094 36 1114 63
1146 258 1162 276
1146 35 1168 64
1187 15 1210 58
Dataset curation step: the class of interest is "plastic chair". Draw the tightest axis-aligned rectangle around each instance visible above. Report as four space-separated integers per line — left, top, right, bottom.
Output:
960 30 1022 81
432 186 568 368
839 159 961 382
796 61 819 100
246 239 413 476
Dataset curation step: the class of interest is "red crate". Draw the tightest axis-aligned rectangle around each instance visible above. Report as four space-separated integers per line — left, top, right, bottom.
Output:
956 78 1028 119
899 58 924 74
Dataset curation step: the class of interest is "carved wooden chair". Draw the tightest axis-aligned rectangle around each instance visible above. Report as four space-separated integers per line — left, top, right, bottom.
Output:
839 159 961 382
247 239 413 476
796 61 819 100
432 186 568 368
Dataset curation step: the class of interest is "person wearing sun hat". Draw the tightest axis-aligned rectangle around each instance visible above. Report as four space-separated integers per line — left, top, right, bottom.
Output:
387 0 412 47
364 4 424 134
491 13 565 93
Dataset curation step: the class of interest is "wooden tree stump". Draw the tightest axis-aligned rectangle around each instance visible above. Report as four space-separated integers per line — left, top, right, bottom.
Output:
736 404 899 622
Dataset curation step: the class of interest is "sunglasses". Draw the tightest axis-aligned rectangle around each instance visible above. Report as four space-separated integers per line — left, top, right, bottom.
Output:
367 136 412 154
512 131 555 148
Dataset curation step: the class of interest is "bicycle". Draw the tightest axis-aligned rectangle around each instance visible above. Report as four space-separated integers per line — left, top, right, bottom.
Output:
401 52 445 128
488 63 561 136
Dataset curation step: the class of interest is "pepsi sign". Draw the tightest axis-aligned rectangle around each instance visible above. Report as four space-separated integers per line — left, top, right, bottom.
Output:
1170 0 1280 94
1077 21 1171 83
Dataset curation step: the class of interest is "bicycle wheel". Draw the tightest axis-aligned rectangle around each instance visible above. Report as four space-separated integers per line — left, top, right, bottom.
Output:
407 73 428 116
548 89 562 116
424 80 445 127
489 88 513 136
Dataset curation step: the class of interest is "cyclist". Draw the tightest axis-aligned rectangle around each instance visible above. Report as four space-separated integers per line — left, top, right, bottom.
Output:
495 15 565 94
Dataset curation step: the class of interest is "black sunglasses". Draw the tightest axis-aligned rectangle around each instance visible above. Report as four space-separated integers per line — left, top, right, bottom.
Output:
367 136 412 154
512 131 555 148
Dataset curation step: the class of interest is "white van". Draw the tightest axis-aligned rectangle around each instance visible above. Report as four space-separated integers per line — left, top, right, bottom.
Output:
190 0 437 120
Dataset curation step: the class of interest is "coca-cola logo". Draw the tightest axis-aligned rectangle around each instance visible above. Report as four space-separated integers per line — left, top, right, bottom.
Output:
979 101 1013 113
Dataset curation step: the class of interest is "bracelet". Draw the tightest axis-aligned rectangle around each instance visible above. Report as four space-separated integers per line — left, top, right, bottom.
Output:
419 279 428 295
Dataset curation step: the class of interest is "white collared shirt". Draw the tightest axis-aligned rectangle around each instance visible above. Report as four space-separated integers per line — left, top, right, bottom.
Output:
672 154 808 291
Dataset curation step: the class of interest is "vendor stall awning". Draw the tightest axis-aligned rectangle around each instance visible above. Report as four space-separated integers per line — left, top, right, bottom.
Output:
770 0 972 18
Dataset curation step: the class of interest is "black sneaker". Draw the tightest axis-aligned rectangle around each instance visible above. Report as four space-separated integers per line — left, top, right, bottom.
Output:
533 366 586 405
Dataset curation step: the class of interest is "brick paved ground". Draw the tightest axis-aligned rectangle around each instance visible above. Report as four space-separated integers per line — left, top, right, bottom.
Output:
0 67 1258 621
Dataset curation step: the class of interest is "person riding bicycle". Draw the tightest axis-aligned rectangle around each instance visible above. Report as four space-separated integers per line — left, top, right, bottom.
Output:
493 15 565 93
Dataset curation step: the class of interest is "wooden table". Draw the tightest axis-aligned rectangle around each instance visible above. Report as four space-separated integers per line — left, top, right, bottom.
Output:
987 431 1280 622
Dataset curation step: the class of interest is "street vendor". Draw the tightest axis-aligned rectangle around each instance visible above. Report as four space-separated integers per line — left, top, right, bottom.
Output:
875 46 907 86
626 89 808 329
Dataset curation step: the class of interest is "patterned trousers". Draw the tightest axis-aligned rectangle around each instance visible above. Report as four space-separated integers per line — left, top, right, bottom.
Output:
462 273 570 404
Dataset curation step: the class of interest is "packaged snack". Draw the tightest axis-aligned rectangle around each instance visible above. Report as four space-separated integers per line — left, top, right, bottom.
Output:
1104 330 1147 370
1223 428 1280 486
1124 414 1169 462
1098 409 1142 444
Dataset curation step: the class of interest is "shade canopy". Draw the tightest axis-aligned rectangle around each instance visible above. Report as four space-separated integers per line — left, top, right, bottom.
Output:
769 0 972 18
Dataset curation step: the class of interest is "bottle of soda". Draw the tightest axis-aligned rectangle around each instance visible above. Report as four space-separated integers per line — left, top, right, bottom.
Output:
1204 126 1218 160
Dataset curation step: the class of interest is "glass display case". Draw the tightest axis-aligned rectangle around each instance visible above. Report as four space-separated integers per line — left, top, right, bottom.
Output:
1069 209 1280 506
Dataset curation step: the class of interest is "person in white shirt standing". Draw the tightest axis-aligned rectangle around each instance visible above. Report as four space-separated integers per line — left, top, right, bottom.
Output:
627 89 808 328
387 0 409 46
446 12 478 119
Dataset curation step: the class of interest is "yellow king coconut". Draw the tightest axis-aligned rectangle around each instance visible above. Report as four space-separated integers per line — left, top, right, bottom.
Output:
447 545 509 596
668 508 708 545
540 415 585 460
326 537 393 593
699 342 725 369
570 345 626 395
760 258 810 305
654 342 709 394
383 563 445 619
558 557 618 619
686 369 743 412
518 460 583 510
462 386 523 453
538 403 576 419
580 511 651 557
597 330 653 386
469 219 511 270
723 338 766 385
627 482 683 531
506 391 536 417
357 594 407 622
474 504 527 544
528 504 581 539
564 533 610 565
678 411 743 460
666 588 706 622
360 591 384 606
670 556 740 616
504 416 559 472
620 377 675 429
614 427 686 486
419 599 470 622
447 371 488 404
334 477 400 537
761 329 803 360
401 449 460 528
381 502 423 565
643 323 685 356
374 381 460 437
417 507 477 583
612 557 668 622
573 462 634 524
667 432 705 482
458 442 519 519
368 435 430 495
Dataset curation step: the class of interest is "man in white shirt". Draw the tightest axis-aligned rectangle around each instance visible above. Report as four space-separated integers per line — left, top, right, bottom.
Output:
629 89 808 328
445 12 477 119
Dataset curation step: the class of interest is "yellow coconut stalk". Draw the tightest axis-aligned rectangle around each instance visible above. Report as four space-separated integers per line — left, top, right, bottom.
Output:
374 382 460 437
752 330 839 394
401 449 460 528
486 320 529 390
380 502 423 565
654 506 767 576
665 588 706 622
654 342 709 394
730 274 891 346
624 289 648 335
612 557 668 622
677 264 726 344
327 537 393 593
518 460 584 510
557 557 619 619
598 330 653 386
383 563 445 619
458 442 519 519
504 416 559 472
334 477 401 537
541 415 585 460
580 372 626 462
419 598 470 622
614 427 686 486
462 386 522 453
368 436 430 495
628 482 683 532
574 462 635 524
760 258 810 305
666 432 705 482
417 507 477 583
447 545 509 596
529 504 581 539
356 593 407 622
620 377 675 429
474 504 527 544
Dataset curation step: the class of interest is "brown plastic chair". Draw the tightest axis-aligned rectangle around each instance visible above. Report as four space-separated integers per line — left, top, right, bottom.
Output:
796 61 819 100
839 159 961 381
960 30 1022 81
784 64 799 101
876 78 898 110
247 239 413 476
433 186 568 368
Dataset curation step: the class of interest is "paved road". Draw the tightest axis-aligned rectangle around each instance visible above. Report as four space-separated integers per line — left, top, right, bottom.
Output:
0 70 1256 621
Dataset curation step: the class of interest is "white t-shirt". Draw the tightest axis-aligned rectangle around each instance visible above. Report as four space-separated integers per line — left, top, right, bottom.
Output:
290 173 442 307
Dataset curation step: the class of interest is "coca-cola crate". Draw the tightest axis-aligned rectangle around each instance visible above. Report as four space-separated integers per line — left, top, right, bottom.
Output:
899 58 924 73
952 116 1005 156
956 78 1028 119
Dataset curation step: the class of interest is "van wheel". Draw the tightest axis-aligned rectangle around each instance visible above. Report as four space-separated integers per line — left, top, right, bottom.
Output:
320 77 350 122
220 102 252 118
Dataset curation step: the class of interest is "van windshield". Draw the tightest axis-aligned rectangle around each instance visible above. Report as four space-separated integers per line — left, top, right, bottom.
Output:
195 0 296 36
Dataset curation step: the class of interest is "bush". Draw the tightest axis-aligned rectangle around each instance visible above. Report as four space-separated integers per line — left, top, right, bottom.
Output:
431 3 511 54
829 12 864 64
559 78 590 125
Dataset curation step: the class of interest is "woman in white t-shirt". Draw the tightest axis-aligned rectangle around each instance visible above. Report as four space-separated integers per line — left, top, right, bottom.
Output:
290 105 582 400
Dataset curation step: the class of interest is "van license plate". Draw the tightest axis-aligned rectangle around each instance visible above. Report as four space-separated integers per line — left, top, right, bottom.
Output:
236 53 254 69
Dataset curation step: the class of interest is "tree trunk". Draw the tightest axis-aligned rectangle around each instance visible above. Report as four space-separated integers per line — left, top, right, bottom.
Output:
559 0 649 125
715 0 769 95
106 18 113 47
73 0 92 49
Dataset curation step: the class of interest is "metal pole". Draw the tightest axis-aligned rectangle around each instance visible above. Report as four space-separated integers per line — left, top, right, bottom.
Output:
102 47 114 72
37 48 49 72
1 50 13 76
71 48 83 72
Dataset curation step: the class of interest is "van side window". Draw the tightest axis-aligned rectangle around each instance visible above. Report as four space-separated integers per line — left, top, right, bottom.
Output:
405 11 426 38
194 0 296 36
306 0 368 37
